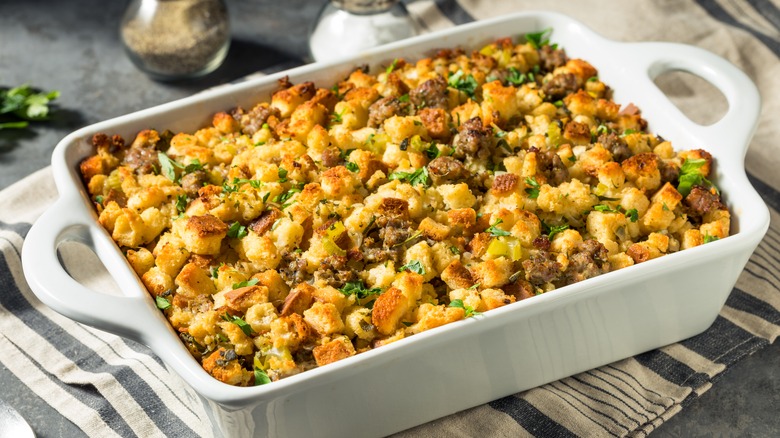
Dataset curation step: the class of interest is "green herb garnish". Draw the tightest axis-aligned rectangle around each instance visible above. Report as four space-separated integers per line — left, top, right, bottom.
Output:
677 158 716 197
447 70 479 99
254 367 271 385
175 194 188 213
0 84 59 130
232 278 259 290
703 234 720 244
449 299 482 317
524 28 553 49
345 161 359 173
227 222 248 239
339 280 382 299
525 177 541 199
486 219 511 237
388 167 431 187
155 296 171 310
221 314 255 336
398 259 426 275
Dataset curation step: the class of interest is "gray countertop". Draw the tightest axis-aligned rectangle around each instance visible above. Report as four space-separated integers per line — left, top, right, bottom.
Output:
1 0 777 436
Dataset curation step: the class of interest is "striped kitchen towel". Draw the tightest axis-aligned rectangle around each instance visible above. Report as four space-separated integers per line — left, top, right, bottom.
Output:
2 0 779 437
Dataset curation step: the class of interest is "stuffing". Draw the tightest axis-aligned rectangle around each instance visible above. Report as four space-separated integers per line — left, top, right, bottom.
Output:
82 33 730 387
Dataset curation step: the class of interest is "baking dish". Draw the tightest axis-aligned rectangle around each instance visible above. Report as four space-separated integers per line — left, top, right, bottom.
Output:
21 11 767 438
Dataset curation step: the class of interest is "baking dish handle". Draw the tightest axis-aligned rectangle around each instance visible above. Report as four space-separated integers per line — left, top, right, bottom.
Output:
617 42 761 159
22 195 154 342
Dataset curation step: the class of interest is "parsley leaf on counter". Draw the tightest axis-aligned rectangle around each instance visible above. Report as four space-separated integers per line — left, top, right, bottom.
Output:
0 84 59 130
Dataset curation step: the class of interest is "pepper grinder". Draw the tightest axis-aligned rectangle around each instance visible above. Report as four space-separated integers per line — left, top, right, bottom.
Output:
120 0 230 80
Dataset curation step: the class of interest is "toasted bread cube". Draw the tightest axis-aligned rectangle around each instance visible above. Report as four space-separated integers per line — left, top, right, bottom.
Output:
127 247 154 276
441 260 475 290
224 285 269 313
141 266 174 297
470 257 513 288
245 302 279 334
411 303 465 333
175 262 216 298
344 307 376 341
177 215 227 255
313 336 357 367
202 348 253 386
270 313 312 350
304 302 345 336
280 283 316 316
371 287 409 336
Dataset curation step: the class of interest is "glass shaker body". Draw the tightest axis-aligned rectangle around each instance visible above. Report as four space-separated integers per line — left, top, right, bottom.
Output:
120 0 230 80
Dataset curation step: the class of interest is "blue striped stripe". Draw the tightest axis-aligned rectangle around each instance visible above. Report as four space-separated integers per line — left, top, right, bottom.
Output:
0 251 201 438
632 350 710 388
489 395 578 437
679 315 770 365
727 287 780 324
747 0 780 31
696 0 780 57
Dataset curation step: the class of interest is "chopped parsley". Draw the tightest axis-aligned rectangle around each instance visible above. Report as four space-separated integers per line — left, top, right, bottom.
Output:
447 70 479 99
0 84 59 130
677 158 716 197
525 177 541 199
388 166 431 187
221 314 255 336
175 194 188 213
703 234 720 244
339 280 382 299
227 222 248 239
449 299 482 318
425 142 441 159
386 58 399 74
254 367 271 385
506 67 527 86
398 259 426 275
155 296 171 310
345 161 359 173
542 221 569 240
524 28 553 49
232 278 259 290
273 186 302 204
486 219 511 237
278 167 288 183
157 152 202 183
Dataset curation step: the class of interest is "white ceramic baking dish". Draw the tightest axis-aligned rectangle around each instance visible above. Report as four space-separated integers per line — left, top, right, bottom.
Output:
22 11 768 438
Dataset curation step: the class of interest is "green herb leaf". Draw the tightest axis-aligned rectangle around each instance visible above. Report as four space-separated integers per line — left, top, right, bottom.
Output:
525 28 553 49
254 367 271 385
273 186 302 204
0 84 59 122
155 296 171 310
158 152 178 181
449 299 482 318
345 161 359 173
524 177 540 199
506 67 527 86
625 208 639 222
677 158 713 197
227 222 248 239
388 167 431 187
447 70 479 99
542 221 569 240
175 194 188 213
703 234 720 244
232 278 259 290
425 143 441 159
594 204 620 214
486 219 511 237
221 313 255 336
450 245 461 255
278 167 288 183
339 280 382 299
386 58 399 74
398 259 426 275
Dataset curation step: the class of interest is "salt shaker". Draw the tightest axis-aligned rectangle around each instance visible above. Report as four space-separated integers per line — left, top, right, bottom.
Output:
120 0 230 80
